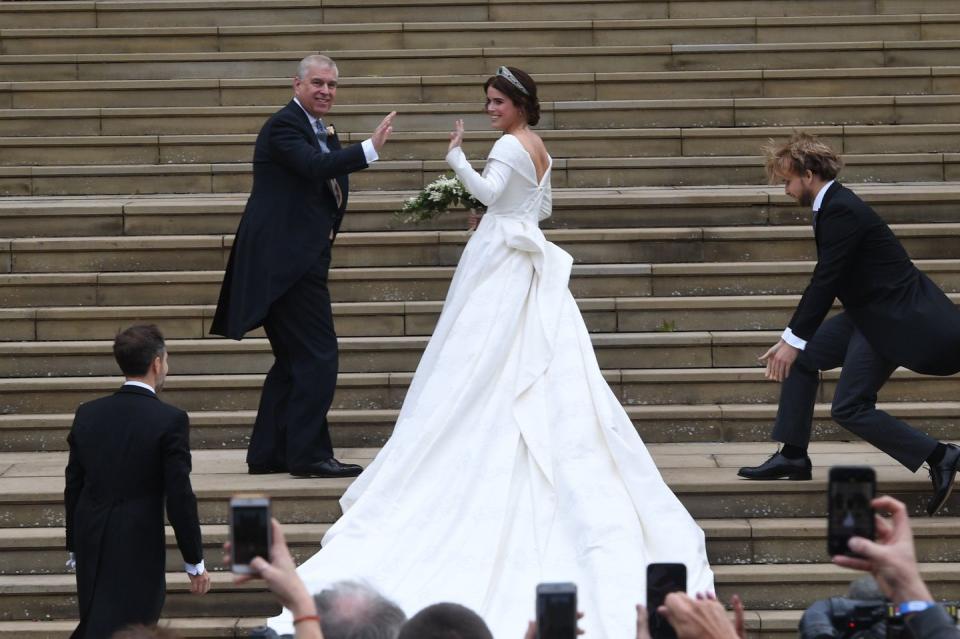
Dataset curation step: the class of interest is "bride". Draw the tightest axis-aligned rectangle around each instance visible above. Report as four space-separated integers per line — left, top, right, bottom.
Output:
269 66 713 638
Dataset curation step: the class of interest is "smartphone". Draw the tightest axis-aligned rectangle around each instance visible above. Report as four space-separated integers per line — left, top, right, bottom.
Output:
827 466 876 557
229 494 271 574
536 582 577 639
647 563 687 639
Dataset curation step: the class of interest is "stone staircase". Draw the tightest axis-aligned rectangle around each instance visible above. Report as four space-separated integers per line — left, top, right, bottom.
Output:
1 1 959 637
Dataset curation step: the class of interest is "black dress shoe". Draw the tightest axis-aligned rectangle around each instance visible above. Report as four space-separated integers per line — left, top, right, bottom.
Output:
248 465 287 475
738 451 812 480
927 443 960 516
290 458 363 478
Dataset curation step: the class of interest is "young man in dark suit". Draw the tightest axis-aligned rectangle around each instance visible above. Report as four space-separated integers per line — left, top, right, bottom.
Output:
65 325 210 638
738 133 960 515
210 54 396 478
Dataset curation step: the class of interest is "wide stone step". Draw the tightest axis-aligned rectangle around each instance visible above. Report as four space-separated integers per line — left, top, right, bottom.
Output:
2 293 960 342
5 67 960 110
3 94 960 139
3 259 959 306
2 152 959 196
5 124 960 166
4 401 960 452
2 443 959 527
1 366 956 415
4 224 960 273
0 331 794 376
2 0 948 30
0 618 262 639
5 40 960 82
4 185 960 238
6 15 960 55
4 511 960 576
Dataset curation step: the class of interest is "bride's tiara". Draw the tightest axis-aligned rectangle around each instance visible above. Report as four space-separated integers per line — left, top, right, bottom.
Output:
496 66 530 96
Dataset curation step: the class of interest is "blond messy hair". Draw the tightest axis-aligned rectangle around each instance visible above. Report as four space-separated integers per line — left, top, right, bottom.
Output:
763 131 843 184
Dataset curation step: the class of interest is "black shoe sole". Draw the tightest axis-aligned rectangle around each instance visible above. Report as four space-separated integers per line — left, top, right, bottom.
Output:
289 470 362 478
737 470 812 481
928 476 957 516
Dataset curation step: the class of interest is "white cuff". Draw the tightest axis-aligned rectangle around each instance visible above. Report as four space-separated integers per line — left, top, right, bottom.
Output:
782 327 808 350
184 559 205 575
66 552 76 569
361 138 378 164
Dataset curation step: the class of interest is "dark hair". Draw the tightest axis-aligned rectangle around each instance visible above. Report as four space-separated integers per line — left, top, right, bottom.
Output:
113 324 165 377
398 603 494 639
484 67 540 126
110 625 182 639
314 581 407 639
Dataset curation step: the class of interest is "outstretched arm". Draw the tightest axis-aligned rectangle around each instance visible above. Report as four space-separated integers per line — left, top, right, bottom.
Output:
445 119 511 206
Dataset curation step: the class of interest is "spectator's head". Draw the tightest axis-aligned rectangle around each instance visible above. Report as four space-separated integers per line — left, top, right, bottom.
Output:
397 603 493 639
110 625 181 639
294 54 338 118
113 324 168 389
763 132 843 207
313 581 406 639
484 66 540 128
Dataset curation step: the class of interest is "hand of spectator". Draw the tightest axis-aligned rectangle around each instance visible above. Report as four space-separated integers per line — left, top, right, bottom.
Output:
635 604 651 639
522 611 586 638
188 570 211 595
694 592 745 639
371 112 397 151
758 339 799 382
224 518 321 638
658 592 739 639
832 495 933 605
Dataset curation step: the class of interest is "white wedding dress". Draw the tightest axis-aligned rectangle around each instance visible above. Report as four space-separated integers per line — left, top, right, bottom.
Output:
269 134 713 638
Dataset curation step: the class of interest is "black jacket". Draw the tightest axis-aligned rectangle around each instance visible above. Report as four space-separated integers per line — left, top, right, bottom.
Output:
788 182 960 376
211 100 368 339
65 385 203 639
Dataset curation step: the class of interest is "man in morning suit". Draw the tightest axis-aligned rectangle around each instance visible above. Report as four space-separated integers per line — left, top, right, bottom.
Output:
210 54 396 478
65 325 210 639
738 133 960 516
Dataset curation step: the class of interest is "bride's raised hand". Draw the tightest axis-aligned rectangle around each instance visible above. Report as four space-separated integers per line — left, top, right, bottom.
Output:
448 118 465 151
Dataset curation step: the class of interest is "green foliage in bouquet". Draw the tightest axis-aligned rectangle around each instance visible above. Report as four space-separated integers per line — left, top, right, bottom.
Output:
396 174 486 224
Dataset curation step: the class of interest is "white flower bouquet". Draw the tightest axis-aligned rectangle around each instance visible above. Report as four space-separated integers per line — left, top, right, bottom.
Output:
396 174 486 224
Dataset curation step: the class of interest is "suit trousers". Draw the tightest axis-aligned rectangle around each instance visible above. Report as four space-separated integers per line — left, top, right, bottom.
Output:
247 247 337 470
772 312 938 471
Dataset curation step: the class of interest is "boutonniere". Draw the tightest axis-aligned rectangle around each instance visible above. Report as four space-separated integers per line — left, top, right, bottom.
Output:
325 124 336 137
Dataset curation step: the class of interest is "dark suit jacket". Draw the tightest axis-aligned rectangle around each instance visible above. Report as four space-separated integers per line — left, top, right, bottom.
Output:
788 182 960 376
210 99 369 339
64 384 203 639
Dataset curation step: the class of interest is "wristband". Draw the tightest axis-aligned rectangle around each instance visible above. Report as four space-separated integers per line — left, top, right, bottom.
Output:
293 615 321 625
898 601 935 615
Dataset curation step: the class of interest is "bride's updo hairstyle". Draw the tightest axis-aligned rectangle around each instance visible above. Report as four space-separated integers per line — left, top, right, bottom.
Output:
484 66 540 127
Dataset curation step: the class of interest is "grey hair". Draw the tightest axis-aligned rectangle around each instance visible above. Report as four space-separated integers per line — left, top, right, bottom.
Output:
313 581 406 639
297 54 338 80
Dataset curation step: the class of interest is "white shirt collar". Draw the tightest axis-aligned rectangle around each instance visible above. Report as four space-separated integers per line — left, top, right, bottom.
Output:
123 380 156 394
293 96 321 129
812 180 835 212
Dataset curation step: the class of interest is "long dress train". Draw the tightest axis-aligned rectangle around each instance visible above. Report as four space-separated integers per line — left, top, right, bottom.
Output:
268 134 713 638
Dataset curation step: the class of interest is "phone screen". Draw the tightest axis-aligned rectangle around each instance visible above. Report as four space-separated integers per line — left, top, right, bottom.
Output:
647 563 687 639
828 466 876 556
536 583 577 639
232 504 270 566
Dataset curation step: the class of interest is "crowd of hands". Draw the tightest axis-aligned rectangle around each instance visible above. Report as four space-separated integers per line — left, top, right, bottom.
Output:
224 494 931 639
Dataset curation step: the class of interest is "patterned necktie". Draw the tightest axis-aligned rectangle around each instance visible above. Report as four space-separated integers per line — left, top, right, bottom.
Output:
314 119 343 209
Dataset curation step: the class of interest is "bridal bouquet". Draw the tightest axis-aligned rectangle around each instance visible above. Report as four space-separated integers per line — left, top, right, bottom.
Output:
395 174 486 224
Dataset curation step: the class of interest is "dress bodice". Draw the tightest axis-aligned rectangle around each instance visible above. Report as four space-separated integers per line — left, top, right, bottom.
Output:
446 134 552 224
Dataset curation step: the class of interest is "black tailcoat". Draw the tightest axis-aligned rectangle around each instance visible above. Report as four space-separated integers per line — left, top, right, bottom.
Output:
210 100 367 339
788 182 960 376
64 385 203 639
